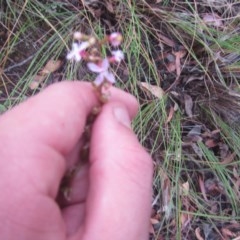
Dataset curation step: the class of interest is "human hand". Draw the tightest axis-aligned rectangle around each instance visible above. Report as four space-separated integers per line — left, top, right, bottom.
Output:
0 81 153 240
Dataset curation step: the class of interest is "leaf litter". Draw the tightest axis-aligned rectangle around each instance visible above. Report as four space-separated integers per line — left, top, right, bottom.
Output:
2 0 240 239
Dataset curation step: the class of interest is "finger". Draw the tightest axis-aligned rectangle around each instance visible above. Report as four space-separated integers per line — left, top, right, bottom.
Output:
0 81 139 239
73 102 153 240
0 81 138 198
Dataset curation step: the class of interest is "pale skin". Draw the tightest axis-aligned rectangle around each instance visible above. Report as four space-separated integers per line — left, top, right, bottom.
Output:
0 81 153 240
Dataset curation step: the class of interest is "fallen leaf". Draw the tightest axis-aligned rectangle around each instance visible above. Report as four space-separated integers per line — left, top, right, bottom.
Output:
29 81 40 90
204 178 223 195
173 48 186 77
40 59 62 75
180 210 192 230
219 142 229 159
195 227 204 240
202 13 223 27
156 33 175 47
149 222 155 234
166 106 175 124
221 227 237 238
191 143 203 159
188 125 202 136
184 75 204 85
139 82 164 99
165 101 179 125
29 75 46 90
179 186 193 230
29 59 62 89
220 152 236 165
203 224 215 239
180 181 190 196
205 139 218 148
150 218 160 225
184 94 193 117
234 179 240 198
105 1 114 13
233 167 239 180
183 125 202 144
201 129 220 138
198 175 209 202
158 167 171 219
166 62 176 73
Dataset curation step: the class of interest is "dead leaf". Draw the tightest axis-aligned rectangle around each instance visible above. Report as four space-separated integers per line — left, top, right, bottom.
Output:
188 125 202 136
173 48 186 77
149 215 161 234
220 152 236 165
158 167 171 219
166 62 176 73
234 179 240 198
166 106 175 124
184 75 204 85
195 227 204 240
202 13 223 27
139 82 164 99
198 175 209 202
219 142 229 159
221 227 237 238
165 102 178 125
105 1 114 13
180 212 190 229
29 59 62 90
204 178 223 195
29 75 46 90
29 81 40 90
184 94 193 117
156 33 175 47
201 129 220 138
233 167 239 180
191 143 203 159
40 59 62 75
205 139 218 148
180 181 190 196
150 218 160 225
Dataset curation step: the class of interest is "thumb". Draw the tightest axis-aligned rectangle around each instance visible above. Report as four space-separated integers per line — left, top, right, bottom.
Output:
80 102 153 240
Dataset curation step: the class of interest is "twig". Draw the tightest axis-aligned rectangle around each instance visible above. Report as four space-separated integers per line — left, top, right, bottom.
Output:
3 54 35 73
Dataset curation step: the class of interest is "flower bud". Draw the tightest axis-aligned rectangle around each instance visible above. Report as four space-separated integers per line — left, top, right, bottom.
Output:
73 32 83 40
108 32 123 47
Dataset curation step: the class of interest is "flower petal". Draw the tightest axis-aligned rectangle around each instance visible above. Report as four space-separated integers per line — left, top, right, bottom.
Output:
111 50 124 62
104 71 115 84
101 58 110 70
79 41 90 51
87 62 103 72
87 59 110 73
93 73 105 86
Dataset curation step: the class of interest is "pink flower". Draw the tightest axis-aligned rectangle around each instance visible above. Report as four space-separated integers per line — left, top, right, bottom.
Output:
66 42 90 61
110 50 124 62
87 58 109 72
87 58 115 86
108 32 123 47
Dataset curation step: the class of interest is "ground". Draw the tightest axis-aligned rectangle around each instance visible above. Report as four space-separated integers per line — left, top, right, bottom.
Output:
1 1 240 239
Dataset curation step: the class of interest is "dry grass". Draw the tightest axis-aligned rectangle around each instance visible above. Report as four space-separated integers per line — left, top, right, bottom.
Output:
1 0 240 239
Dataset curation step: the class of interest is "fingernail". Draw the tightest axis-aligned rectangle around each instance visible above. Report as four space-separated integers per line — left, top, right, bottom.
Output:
113 107 131 128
